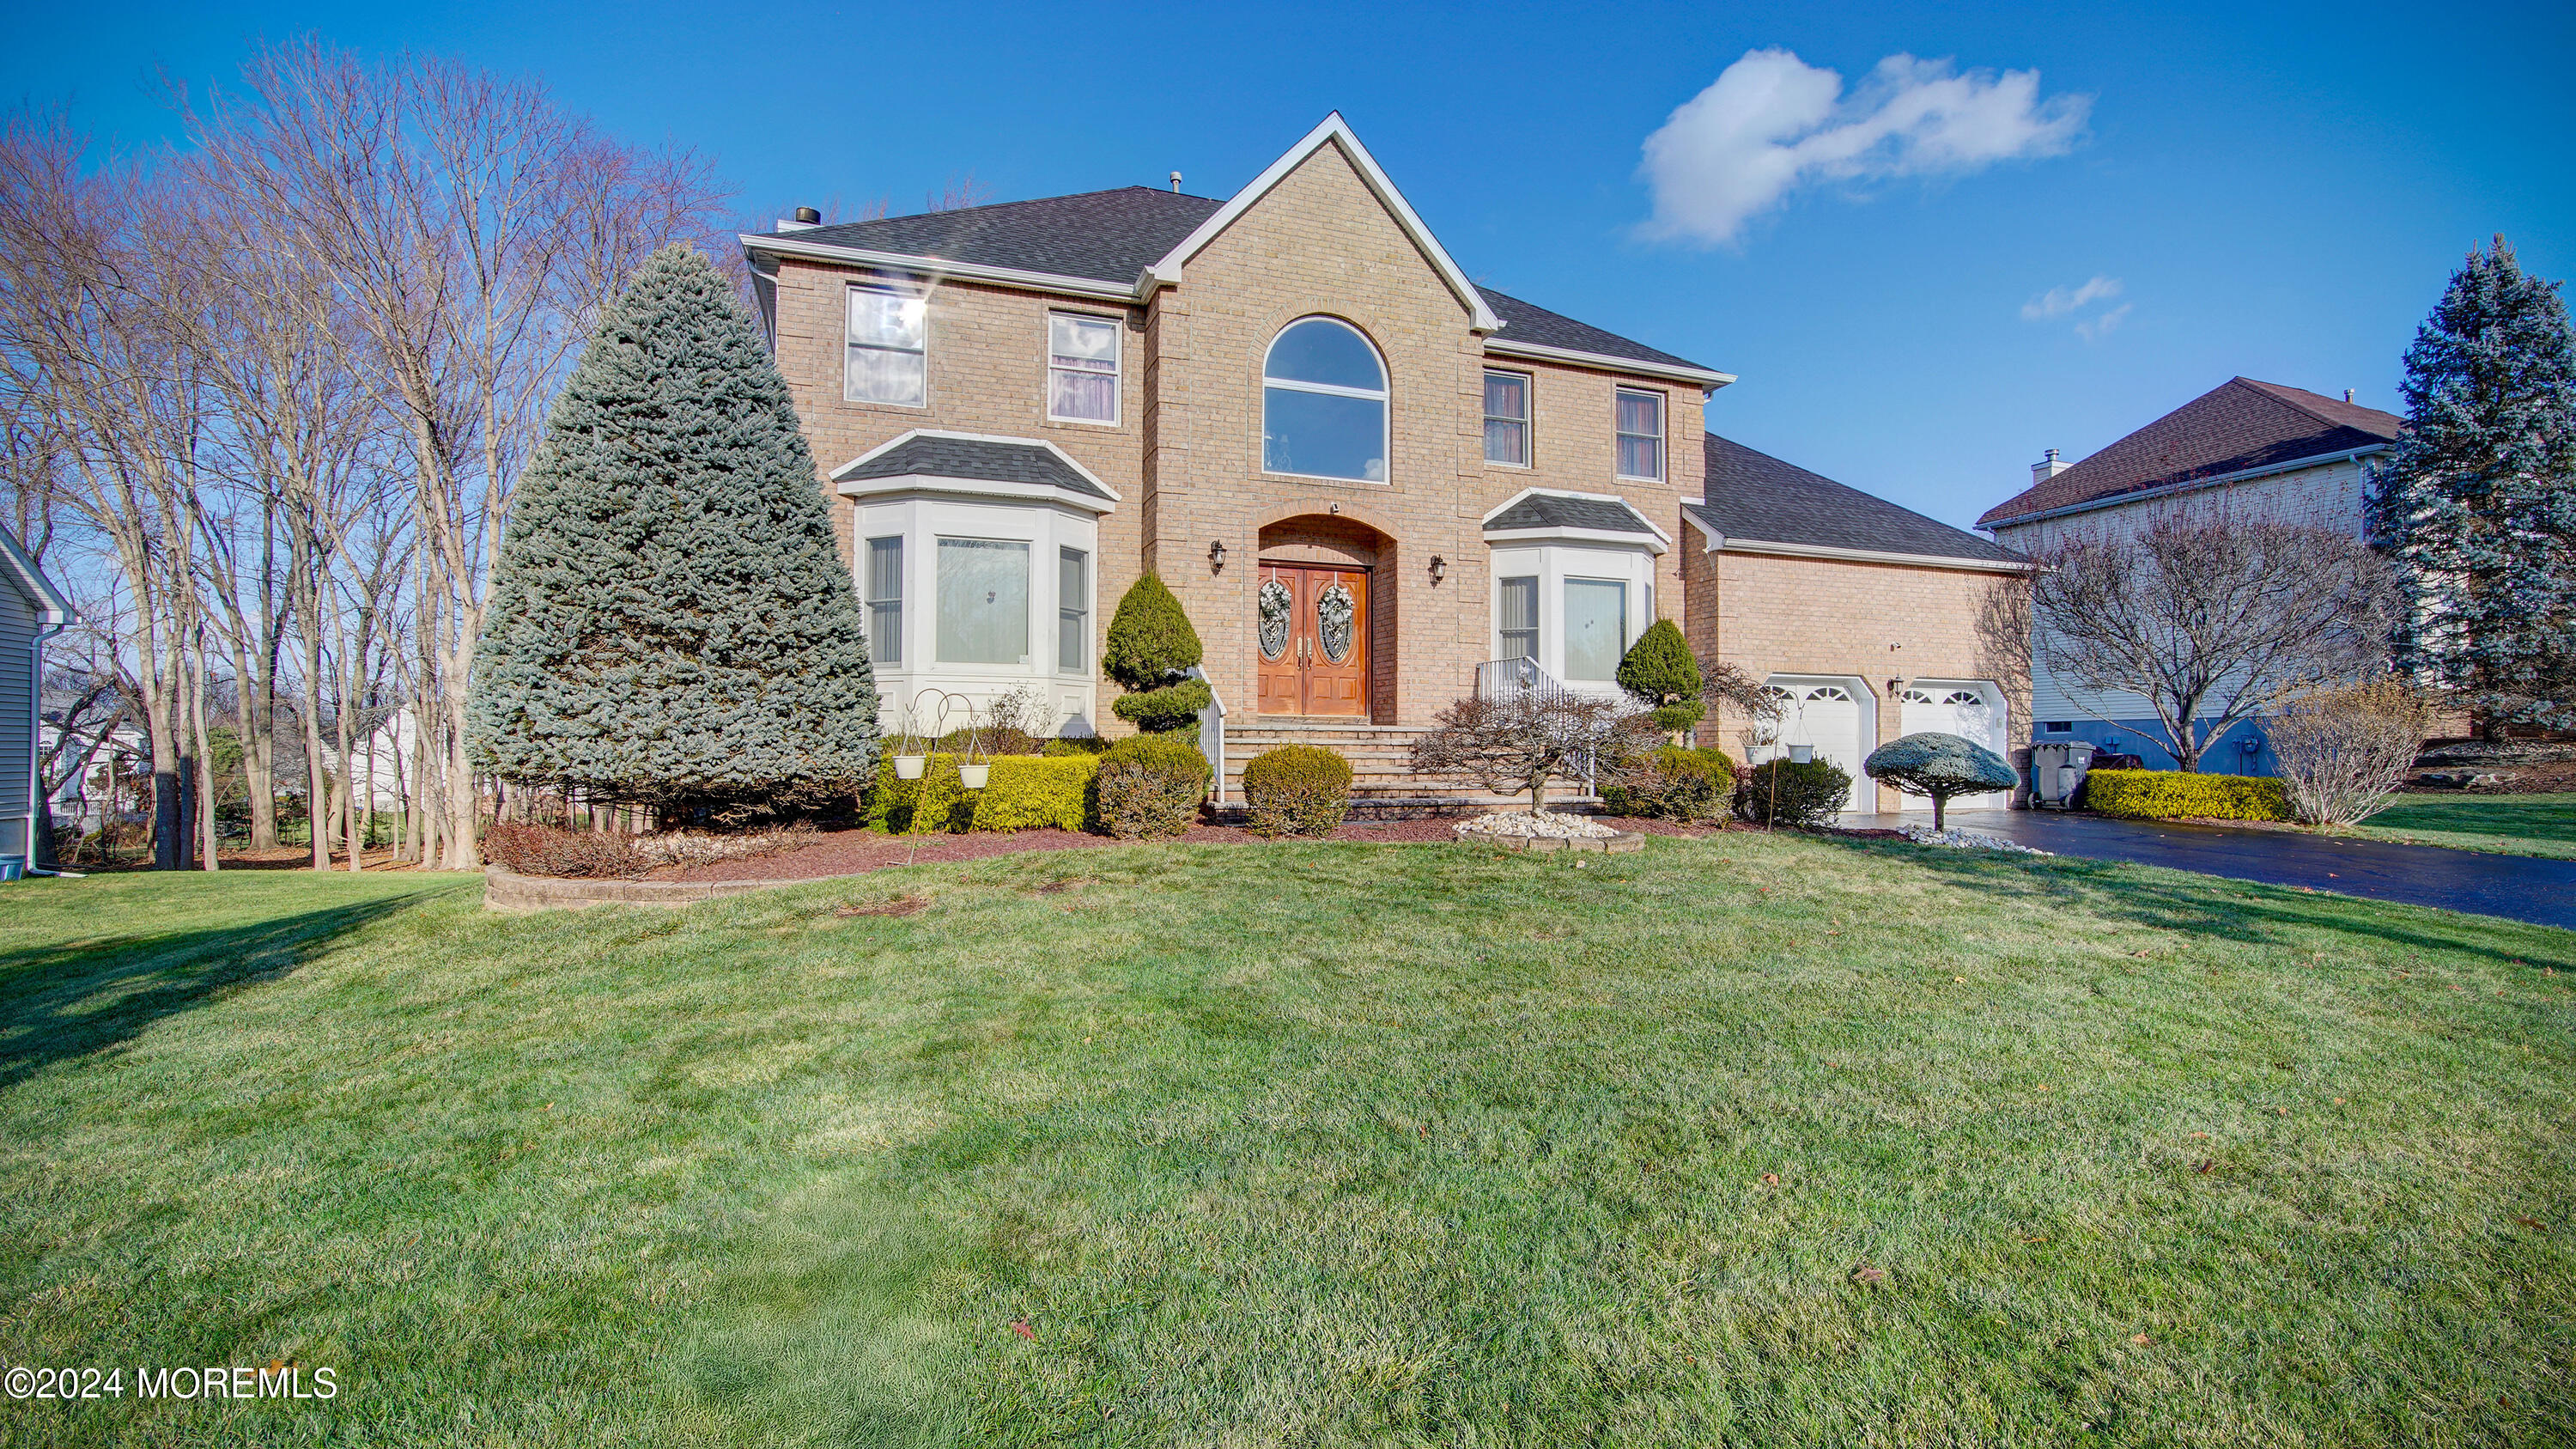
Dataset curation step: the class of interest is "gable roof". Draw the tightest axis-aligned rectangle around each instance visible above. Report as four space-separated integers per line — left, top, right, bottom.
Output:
1690 435 2020 570
1483 489 1669 548
1979 377 2403 527
830 430 1118 508
741 117 1723 385
0 521 74 625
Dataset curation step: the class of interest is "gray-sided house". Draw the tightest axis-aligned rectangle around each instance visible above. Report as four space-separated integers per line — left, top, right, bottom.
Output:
2 522 76 874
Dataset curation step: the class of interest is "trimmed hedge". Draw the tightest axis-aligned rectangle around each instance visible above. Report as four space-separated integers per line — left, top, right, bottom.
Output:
1601 746 1737 823
1242 744 1353 837
2082 769 2291 822
1096 734 1211 839
869 752 1101 833
1042 736 1113 757
1734 758 1852 827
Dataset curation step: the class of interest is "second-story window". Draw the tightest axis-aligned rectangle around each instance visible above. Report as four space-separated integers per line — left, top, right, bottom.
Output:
1484 370 1530 466
1263 317 1388 483
1047 313 1121 423
1615 388 1664 481
846 283 927 407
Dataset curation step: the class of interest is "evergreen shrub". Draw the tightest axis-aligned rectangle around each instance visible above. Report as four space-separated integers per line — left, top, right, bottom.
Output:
1095 734 1210 839
1863 732 2019 830
2081 770 2290 822
969 756 1100 832
1241 745 1353 837
1617 620 1706 733
1601 746 1737 823
1103 575 1208 734
1042 736 1113 757
1734 758 1852 827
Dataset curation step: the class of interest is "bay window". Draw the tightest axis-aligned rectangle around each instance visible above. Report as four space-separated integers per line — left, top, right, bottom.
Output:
1498 575 1539 661
864 536 903 665
1562 578 1628 682
1057 548 1089 673
937 538 1030 665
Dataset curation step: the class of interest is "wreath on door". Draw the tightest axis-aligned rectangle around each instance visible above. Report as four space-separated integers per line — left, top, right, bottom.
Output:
1316 582 1356 663
1257 578 1292 661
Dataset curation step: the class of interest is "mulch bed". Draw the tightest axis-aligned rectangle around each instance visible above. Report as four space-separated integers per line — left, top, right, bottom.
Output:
650 814 1757 884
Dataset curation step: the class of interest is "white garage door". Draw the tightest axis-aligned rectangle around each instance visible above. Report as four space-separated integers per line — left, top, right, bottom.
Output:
1764 679 1870 813
1899 682 2012 812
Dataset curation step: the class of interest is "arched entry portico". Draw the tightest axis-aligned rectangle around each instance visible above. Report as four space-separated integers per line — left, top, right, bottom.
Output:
1255 513 1394 720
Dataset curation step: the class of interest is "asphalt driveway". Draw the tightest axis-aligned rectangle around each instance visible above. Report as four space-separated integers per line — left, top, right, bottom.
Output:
1856 808 2576 930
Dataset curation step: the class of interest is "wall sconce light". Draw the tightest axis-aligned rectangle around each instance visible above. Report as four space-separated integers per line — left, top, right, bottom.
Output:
1208 539 1227 573
1429 554 1447 585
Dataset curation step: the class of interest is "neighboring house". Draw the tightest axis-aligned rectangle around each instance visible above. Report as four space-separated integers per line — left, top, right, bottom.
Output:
1978 377 2403 773
1685 437 2028 812
3 523 76 869
742 113 2013 810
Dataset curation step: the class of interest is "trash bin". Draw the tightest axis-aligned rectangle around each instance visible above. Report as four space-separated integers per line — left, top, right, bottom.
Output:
2030 742 2098 810
0 855 25 883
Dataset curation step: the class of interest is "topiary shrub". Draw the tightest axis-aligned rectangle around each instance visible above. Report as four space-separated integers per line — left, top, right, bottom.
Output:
968 755 1099 832
1863 732 2019 831
1094 734 1211 839
1601 746 1737 823
1616 619 1706 735
1734 758 1852 827
1241 745 1353 837
1103 573 1208 734
2081 769 2290 822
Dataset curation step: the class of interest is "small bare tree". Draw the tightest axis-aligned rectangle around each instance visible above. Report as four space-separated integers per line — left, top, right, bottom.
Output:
2022 508 2398 771
2268 678 2439 829
1409 691 1665 813
1973 574 2033 711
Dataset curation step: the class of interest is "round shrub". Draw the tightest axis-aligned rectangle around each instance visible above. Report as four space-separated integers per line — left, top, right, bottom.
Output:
1601 746 1737 823
1615 618 1702 709
1094 734 1212 839
1241 744 1353 837
1863 731 2018 830
1733 758 1852 827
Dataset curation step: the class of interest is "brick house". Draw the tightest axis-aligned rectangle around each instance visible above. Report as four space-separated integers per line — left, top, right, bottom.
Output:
1979 377 2403 775
743 114 2025 812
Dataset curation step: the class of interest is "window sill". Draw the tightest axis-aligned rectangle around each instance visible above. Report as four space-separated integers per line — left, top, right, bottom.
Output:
1045 413 1122 429
1261 469 1392 487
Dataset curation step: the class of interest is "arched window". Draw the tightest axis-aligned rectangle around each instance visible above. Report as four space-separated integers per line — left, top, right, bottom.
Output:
1263 318 1388 483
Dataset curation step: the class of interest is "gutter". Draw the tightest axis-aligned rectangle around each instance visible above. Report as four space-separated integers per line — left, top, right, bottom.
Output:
1980 445 2389 533
1683 511 2026 575
1482 338 1736 391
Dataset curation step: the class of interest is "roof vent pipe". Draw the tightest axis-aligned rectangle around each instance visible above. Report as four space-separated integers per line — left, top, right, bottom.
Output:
775 206 822 234
2344 388 2354 403
1170 171 1182 193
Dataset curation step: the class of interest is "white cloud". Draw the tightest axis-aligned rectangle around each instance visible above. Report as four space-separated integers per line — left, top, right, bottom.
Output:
2021 274 2122 320
2075 302 2132 341
1637 48 2089 247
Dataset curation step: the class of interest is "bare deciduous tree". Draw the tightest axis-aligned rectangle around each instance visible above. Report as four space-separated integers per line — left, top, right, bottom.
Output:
2268 677 2439 829
2020 508 2399 771
1409 691 1665 813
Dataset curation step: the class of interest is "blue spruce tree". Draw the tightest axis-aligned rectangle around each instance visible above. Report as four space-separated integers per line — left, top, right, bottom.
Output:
2371 236 2576 734
471 245 878 819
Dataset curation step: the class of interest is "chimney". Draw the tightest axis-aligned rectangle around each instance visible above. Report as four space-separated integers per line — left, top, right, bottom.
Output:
2344 388 2354 404
1170 171 1183 193
775 206 822 233
2032 447 2071 486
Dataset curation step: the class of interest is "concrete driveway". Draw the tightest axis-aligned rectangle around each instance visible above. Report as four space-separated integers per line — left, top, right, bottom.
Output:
1851 808 2576 931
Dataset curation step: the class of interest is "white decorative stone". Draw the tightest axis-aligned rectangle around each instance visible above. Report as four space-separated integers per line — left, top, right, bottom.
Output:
1897 823 2051 855
1454 810 1621 841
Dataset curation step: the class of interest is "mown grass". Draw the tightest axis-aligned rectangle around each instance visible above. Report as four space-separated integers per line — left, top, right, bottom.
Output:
1 835 2571 1447
2339 792 2576 860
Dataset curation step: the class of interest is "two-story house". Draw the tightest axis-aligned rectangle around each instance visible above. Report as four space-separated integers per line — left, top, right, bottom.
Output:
1979 377 2403 775
744 113 2026 813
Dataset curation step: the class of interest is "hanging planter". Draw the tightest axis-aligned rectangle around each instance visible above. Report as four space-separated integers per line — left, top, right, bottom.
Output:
957 763 989 789
957 694 991 790
894 754 927 780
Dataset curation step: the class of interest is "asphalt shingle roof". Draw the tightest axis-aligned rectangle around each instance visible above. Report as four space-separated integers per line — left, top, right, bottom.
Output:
1485 492 1662 536
1692 435 2018 563
841 435 1112 502
772 190 1711 374
1978 377 2402 526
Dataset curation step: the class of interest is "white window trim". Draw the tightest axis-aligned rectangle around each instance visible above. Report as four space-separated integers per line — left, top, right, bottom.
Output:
1044 310 1122 427
844 279 929 411
1485 540 1654 693
933 534 1039 668
1558 574 1631 685
1056 546 1091 676
1261 315 1393 486
1614 387 1666 483
1483 368 1533 469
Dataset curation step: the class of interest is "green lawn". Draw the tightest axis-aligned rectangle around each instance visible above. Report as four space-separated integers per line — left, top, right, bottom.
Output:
2340 792 2576 860
2 836 2571 1446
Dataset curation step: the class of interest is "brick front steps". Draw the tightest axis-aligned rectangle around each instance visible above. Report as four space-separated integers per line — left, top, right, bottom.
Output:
1218 720 1600 820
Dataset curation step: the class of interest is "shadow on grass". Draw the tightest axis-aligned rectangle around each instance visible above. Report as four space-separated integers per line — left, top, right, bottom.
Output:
1806 834 2576 970
0 893 431 1090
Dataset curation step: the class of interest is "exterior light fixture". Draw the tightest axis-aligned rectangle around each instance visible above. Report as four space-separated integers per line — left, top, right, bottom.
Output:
1429 554 1446 585
1208 539 1227 572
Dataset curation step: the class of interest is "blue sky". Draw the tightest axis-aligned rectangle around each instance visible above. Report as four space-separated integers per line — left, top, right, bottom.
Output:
9 0 2571 532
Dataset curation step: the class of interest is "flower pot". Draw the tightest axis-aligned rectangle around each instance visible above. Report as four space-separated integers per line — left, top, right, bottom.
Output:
893 754 927 780
957 764 990 790
1788 745 1815 764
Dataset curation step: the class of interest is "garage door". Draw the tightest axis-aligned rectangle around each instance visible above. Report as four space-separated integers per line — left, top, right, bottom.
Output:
1899 683 2011 812
1765 679 1869 813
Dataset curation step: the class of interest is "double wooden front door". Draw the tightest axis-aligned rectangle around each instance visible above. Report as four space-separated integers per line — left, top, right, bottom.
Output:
1255 562 1368 717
